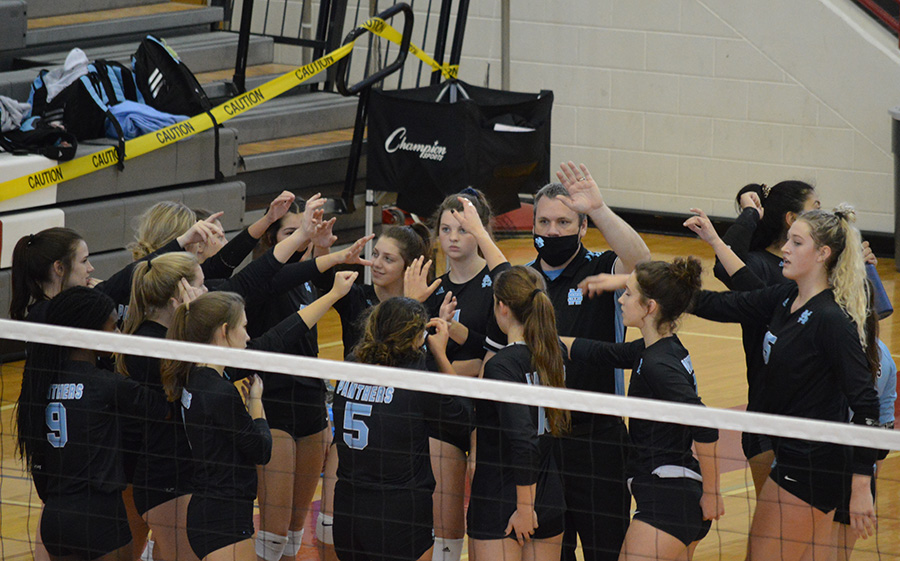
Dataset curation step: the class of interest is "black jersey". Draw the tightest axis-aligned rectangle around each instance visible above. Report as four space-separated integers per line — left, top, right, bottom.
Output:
334 283 379 357
524 246 623 429
180 366 272 501
30 360 169 500
473 343 562 492
332 356 456 492
713 207 789 413
124 321 194 494
694 285 880 473
427 263 511 361
570 336 718 478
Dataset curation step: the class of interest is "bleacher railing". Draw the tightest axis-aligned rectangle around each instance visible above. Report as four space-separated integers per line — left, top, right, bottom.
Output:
855 0 900 46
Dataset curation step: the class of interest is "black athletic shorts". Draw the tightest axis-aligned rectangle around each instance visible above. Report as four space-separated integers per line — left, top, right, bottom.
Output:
629 475 711 547
834 473 877 525
187 496 255 559
426 396 474 453
770 450 847 513
467 467 565 541
42 491 132 559
741 432 774 460
264 388 329 438
333 481 434 561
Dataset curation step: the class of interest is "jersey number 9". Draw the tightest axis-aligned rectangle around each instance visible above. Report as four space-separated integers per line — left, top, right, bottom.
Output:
46 402 68 448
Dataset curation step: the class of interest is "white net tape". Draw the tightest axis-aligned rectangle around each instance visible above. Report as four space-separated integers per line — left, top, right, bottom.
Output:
3 318 898 451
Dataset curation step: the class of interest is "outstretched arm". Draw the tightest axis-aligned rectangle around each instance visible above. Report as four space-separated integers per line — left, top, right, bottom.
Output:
449 197 508 270
683 208 746 277
556 161 650 274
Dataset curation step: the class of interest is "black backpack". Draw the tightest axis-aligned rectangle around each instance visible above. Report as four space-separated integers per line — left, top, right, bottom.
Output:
132 35 211 117
28 59 142 169
0 116 77 161
132 35 222 179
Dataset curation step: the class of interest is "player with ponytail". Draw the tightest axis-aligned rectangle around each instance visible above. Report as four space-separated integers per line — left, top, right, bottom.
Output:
467 265 568 561
571 257 722 560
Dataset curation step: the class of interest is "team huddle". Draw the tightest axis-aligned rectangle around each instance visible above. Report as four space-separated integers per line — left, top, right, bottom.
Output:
11 161 896 561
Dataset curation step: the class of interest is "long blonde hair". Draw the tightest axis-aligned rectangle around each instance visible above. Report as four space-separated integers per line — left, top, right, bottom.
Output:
129 201 196 260
117 253 200 375
798 204 869 348
493 266 570 436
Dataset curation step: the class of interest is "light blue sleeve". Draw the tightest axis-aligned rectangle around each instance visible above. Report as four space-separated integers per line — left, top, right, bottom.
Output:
876 339 897 425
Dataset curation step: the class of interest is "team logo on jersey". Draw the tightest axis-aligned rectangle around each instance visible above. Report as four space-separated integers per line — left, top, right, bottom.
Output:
435 286 445 296
568 288 583 305
453 309 461 322
782 297 790 307
636 358 644 375
482 274 492 288
798 310 812 325
762 331 777 364
535 236 545 248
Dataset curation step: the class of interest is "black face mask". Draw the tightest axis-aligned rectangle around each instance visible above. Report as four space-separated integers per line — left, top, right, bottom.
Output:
533 233 580 267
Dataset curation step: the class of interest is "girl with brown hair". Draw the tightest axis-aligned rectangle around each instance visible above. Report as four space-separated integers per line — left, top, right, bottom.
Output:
467 265 569 561
572 258 722 560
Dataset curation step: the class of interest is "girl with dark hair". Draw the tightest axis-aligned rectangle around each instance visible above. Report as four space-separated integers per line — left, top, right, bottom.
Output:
570 258 722 560
317 223 436 559
16 286 169 561
467 266 569 561
707 180 820 495
687 204 879 561
160 272 357 561
11 221 220 323
425 191 511 561
332 297 458 561
245 197 375 561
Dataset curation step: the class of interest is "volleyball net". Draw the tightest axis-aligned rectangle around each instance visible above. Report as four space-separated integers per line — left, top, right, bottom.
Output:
0 318 898 561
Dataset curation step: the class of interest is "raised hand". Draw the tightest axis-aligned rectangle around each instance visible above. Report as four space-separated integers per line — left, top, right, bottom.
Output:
312 216 338 249
739 191 763 219
178 217 225 249
267 191 296 223
426 317 451 358
403 256 441 302
177 277 207 306
577 273 628 298
300 194 326 239
330 270 359 299
683 208 722 246
439 291 457 323
555 161 604 214
449 196 487 238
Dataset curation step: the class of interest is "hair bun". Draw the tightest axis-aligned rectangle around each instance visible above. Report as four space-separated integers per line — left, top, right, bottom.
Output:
832 202 856 224
670 256 703 292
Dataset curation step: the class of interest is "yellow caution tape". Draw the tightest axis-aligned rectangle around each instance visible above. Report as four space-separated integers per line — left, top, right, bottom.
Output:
0 16 458 203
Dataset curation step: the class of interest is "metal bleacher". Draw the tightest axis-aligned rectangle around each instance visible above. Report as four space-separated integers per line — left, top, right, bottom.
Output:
0 0 367 320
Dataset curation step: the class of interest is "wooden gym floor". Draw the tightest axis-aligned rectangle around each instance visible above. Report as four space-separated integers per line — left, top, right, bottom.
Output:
0 230 898 560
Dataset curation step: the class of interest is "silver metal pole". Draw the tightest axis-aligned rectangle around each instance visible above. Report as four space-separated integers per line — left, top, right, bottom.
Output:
364 189 375 284
501 0 510 90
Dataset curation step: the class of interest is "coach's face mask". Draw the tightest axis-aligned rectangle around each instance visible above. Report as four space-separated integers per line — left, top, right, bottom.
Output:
533 233 580 267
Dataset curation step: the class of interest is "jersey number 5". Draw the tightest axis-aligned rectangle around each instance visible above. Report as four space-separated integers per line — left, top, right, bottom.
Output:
343 402 372 450
45 402 68 448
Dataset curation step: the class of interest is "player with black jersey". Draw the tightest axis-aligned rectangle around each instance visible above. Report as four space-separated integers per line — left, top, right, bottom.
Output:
332 297 461 561
468 266 570 561
690 205 880 561
567 258 723 559
423 190 513 561
161 276 357 561
16 287 170 560
248 214 375 561
708 181 820 495
500 162 650 561
317 224 436 557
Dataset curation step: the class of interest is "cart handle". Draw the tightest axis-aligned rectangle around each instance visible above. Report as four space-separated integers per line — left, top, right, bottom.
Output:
335 3 414 96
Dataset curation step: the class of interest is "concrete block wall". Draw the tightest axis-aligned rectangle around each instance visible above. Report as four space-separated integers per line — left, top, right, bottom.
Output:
323 0 900 234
